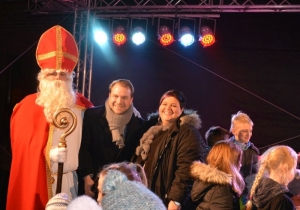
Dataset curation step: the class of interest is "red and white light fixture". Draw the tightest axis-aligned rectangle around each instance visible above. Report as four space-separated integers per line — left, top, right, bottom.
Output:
158 25 174 46
113 26 127 46
199 26 216 47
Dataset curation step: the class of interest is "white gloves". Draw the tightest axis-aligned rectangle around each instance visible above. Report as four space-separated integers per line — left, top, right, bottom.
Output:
50 147 68 163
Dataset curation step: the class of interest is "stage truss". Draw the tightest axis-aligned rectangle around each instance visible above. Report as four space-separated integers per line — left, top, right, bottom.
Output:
26 0 300 99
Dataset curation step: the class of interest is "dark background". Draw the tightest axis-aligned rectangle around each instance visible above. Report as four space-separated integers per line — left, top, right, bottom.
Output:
1 1 300 209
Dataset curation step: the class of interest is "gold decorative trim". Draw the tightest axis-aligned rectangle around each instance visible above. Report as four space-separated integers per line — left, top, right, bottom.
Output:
63 52 78 63
36 51 77 63
56 26 62 69
45 125 54 199
37 51 56 60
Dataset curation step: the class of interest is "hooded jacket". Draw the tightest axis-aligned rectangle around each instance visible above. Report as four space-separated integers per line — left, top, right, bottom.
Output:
229 136 259 179
134 109 206 208
190 161 240 210
251 177 295 210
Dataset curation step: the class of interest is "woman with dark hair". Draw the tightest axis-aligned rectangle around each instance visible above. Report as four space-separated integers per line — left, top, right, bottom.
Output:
133 90 206 210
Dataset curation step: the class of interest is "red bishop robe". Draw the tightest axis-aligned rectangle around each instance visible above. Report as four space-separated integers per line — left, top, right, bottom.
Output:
6 93 93 210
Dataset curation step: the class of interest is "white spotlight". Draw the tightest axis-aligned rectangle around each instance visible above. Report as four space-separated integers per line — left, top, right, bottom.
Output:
94 29 108 45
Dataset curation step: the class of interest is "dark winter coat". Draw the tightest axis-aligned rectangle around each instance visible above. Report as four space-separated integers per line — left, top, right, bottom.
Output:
251 177 295 210
190 161 240 210
78 105 144 193
134 110 206 208
229 136 259 178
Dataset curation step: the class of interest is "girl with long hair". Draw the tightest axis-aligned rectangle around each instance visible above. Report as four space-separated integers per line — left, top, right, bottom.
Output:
245 145 297 210
191 140 245 209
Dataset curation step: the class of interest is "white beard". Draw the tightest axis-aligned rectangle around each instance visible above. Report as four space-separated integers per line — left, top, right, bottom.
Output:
36 79 76 123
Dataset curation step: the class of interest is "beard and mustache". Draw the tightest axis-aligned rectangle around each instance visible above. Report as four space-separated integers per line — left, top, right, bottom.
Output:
36 77 76 123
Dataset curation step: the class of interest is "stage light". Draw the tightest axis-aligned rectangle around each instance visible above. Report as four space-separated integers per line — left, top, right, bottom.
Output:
179 26 194 47
131 27 146 45
113 26 127 46
199 26 215 47
94 29 108 45
158 25 174 46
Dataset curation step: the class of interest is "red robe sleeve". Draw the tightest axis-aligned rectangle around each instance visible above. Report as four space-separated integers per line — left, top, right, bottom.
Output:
7 94 49 210
7 93 92 210
75 92 93 108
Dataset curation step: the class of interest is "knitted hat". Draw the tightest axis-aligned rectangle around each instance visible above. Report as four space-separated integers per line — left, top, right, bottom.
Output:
101 170 166 210
36 25 78 72
45 193 70 210
67 195 102 210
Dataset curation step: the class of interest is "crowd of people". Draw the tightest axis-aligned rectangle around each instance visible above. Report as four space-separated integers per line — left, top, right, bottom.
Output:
6 25 300 210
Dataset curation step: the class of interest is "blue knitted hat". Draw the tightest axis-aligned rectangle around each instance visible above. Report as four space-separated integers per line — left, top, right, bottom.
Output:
46 193 70 210
101 170 166 210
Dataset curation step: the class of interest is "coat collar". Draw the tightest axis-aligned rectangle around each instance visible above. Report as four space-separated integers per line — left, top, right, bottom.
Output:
191 161 232 185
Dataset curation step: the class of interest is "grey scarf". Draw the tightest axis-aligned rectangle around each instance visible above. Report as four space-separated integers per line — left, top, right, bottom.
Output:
105 99 141 148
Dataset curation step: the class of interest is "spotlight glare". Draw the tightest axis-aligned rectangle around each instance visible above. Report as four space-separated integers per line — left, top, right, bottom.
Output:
180 34 194 47
159 26 174 46
179 26 194 47
94 30 108 45
199 26 215 47
113 26 127 46
132 27 146 45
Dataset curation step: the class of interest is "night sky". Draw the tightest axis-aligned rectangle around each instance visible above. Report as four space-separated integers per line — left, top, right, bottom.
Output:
0 1 300 208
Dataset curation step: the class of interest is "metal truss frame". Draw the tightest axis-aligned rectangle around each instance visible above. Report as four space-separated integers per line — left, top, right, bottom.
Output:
28 0 300 14
26 0 300 99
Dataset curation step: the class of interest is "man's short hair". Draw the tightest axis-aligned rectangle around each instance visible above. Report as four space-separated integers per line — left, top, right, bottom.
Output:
205 126 230 147
230 111 253 132
109 79 134 97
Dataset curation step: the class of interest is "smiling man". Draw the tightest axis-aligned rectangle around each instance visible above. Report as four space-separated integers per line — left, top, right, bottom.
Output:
229 111 260 210
78 79 144 199
229 111 259 178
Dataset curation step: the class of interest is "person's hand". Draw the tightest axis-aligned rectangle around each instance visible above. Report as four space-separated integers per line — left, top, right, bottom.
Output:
168 201 181 210
84 175 95 197
49 147 67 163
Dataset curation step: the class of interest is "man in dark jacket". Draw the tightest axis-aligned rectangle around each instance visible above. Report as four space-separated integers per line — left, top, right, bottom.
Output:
229 111 259 208
78 79 144 198
229 111 259 179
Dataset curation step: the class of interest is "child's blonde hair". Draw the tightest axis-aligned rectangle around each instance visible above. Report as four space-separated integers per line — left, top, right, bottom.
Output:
245 145 297 210
230 111 253 132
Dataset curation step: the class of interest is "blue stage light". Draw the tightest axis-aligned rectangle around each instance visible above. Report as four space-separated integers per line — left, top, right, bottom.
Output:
132 27 146 45
179 26 194 47
94 29 108 45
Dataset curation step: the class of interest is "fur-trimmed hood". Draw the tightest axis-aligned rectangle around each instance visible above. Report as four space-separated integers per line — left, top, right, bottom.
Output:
191 161 240 210
147 109 202 129
191 161 232 185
